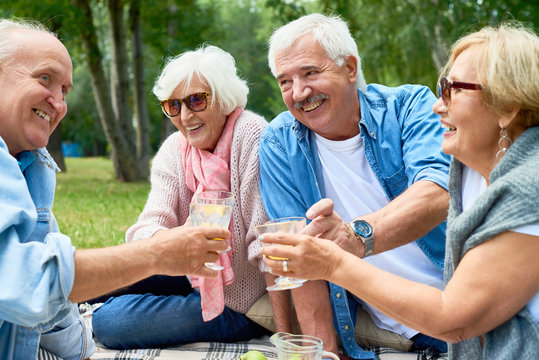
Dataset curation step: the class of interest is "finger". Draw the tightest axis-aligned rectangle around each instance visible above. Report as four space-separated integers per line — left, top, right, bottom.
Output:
205 250 221 263
199 227 230 240
194 266 219 279
262 243 295 260
207 238 229 253
258 233 298 246
263 257 286 277
303 216 329 236
305 198 334 219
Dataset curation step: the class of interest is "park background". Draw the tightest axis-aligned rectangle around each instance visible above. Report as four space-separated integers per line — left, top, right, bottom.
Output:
1 0 537 248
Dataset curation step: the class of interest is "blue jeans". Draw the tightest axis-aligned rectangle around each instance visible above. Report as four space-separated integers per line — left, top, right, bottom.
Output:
412 333 448 353
92 288 269 349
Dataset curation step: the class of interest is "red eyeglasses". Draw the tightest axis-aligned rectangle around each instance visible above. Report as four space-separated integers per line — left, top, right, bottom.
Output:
437 77 482 107
159 92 210 118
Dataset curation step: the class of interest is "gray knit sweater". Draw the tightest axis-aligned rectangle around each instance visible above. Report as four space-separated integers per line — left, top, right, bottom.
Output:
445 126 539 359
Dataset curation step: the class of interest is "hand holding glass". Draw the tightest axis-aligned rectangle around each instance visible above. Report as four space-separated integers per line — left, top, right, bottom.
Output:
190 191 234 271
255 217 307 291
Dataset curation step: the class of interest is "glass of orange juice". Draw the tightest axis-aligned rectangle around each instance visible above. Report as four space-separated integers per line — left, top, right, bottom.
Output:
255 216 307 291
190 191 234 270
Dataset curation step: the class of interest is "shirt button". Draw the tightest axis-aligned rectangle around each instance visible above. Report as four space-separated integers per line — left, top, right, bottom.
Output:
345 325 350 330
336 293 342 298
370 132 375 137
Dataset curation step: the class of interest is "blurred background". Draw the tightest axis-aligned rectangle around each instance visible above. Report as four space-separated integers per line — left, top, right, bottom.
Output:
1 0 537 181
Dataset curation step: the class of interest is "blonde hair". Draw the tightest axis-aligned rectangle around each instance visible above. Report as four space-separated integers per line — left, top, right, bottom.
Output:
440 23 539 127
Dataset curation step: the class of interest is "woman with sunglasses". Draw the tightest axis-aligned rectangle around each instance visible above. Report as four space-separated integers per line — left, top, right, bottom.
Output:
261 24 539 359
91 45 270 349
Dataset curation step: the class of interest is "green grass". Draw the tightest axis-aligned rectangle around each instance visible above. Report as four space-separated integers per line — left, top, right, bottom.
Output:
54 157 150 249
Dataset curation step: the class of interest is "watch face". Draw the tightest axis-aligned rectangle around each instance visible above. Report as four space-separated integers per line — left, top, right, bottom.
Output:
353 220 373 238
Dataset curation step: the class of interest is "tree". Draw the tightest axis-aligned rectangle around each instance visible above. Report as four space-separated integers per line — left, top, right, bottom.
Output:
71 0 149 181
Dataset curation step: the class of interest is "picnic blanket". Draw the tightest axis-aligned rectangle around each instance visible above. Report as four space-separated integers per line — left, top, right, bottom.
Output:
71 303 447 360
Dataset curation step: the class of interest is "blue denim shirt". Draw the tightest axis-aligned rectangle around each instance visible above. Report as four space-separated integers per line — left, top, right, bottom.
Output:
0 137 94 360
260 84 449 358
259 84 449 269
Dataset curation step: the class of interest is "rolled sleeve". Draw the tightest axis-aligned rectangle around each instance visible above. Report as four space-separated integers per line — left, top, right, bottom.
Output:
0 229 75 330
0 140 75 330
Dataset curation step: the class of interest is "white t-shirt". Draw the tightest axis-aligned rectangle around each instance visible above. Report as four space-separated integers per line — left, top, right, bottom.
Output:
461 166 539 323
314 133 444 339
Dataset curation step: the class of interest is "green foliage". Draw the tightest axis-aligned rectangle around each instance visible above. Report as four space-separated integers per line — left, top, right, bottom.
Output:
319 0 539 90
2 0 538 154
54 157 150 248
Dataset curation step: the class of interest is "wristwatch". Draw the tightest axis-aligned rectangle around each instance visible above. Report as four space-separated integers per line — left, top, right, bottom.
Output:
350 219 374 257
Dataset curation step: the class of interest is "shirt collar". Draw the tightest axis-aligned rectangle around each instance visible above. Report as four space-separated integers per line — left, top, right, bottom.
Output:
16 151 36 172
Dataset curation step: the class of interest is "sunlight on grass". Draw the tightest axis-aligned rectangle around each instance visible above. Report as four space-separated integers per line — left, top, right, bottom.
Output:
54 157 150 249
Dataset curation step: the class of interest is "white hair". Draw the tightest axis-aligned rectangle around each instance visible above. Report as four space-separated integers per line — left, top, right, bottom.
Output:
153 45 249 114
268 13 367 92
0 18 55 68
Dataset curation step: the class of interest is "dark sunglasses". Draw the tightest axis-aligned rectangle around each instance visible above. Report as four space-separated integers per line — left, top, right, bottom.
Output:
437 77 482 107
160 92 210 117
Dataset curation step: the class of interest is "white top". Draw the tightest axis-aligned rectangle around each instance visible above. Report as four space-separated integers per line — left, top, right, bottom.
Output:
315 133 444 339
461 166 539 323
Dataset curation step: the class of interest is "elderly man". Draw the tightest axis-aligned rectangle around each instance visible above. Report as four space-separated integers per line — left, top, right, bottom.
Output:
0 19 227 360
259 13 450 358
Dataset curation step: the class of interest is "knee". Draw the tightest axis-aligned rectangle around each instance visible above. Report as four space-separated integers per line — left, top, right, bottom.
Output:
91 299 129 349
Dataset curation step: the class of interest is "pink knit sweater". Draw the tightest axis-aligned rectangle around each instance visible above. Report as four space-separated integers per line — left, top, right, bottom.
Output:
126 110 268 314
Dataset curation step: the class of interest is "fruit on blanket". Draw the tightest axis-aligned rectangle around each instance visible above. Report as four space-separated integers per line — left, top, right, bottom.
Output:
239 350 268 360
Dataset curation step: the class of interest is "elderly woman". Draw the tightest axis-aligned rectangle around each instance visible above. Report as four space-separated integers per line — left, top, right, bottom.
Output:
261 24 539 359
92 45 269 349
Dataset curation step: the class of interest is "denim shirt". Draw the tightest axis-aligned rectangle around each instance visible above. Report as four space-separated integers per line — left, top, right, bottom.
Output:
259 84 449 269
260 84 449 357
0 137 93 360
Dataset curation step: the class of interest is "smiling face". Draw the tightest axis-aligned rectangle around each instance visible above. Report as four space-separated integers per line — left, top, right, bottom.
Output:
274 35 360 140
168 76 227 152
0 30 72 156
432 46 502 176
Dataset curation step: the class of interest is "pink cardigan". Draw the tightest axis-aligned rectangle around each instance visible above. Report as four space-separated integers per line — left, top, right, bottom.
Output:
126 110 268 314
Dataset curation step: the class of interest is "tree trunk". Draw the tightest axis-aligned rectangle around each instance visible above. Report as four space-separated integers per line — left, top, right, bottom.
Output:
109 0 135 144
129 0 150 179
72 0 145 181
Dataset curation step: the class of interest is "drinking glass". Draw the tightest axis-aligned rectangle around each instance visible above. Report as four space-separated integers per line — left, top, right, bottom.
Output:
255 216 307 291
190 190 234 270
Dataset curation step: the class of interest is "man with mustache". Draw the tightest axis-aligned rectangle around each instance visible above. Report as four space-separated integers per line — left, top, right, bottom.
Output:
259 13 450 358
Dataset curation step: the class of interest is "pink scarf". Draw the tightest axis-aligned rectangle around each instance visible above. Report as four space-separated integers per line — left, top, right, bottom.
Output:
180 107 243 321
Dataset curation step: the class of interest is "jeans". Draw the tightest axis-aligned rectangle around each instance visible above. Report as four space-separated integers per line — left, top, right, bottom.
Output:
92 276 269 349
412 333 448 353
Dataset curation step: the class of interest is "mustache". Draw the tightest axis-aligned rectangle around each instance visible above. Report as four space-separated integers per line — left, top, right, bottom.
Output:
293 94 328 110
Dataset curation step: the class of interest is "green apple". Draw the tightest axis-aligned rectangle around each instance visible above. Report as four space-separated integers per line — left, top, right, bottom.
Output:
239 350 268 360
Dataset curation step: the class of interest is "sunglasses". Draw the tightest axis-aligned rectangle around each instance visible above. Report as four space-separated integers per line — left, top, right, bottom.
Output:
437 77 482 107
160 92 210 117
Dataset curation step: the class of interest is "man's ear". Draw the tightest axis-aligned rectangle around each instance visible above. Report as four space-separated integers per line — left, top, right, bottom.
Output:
343 55 357 84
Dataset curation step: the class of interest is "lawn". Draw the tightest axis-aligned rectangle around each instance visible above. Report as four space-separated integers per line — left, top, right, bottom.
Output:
54 157 150 249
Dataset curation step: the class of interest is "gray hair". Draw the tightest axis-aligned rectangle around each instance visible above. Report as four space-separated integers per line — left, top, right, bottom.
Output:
0 18 55 68
268 13 367 93
153 45 249 114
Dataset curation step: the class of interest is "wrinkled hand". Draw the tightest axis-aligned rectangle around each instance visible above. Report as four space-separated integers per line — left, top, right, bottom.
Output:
151 226 229 278
305 198 360 256
261 232 344 282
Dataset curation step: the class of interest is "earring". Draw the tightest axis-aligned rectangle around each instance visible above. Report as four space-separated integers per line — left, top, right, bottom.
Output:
496 127 513 160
